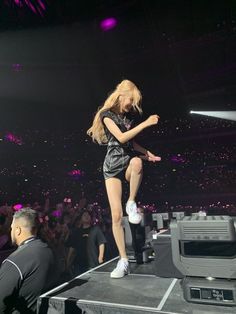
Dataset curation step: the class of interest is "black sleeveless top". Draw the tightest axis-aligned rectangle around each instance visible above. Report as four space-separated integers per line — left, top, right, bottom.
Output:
100 110 135 179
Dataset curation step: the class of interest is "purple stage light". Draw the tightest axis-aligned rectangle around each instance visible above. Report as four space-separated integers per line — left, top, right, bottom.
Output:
52 209 62 218
5 133 23 145
100 17 117 31
12 64 23 72
4 0 46 16
68 169 81 176
171 155 186 163
38 0 45 10
27 1 37 14
68 169 85 179
13 204 23 211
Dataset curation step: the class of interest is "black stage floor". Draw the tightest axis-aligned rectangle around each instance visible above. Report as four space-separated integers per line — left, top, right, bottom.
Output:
38 257 236 314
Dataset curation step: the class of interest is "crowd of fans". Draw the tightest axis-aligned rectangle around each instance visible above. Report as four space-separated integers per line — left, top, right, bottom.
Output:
0 116 235 206
142 115 236 138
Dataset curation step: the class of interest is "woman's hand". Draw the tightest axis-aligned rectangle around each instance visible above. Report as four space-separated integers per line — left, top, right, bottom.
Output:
140 150 161 162
144 115 160 128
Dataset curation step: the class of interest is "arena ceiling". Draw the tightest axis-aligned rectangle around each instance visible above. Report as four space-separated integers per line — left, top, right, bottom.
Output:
0 0 235 128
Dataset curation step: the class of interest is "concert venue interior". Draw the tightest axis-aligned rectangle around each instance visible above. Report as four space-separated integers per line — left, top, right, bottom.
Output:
0 1 236 313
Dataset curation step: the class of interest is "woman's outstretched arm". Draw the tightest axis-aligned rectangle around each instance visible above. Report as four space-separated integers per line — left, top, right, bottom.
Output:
103 114 159 144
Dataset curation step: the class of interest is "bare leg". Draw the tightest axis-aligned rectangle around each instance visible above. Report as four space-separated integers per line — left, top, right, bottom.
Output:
105 177 127 259
125 157 143 201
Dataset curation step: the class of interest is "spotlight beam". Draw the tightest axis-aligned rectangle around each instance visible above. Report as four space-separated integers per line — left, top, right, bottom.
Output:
190 111 236 121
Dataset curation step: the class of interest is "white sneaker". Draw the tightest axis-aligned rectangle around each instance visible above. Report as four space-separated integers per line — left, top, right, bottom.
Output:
126 200 142 224
110 259 129 278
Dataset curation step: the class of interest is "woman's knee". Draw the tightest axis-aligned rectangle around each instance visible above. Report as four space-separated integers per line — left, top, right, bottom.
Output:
131 157 143 173
112 211 123 225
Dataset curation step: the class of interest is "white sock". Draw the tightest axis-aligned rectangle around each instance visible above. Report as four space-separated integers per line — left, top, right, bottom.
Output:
127 200 135 205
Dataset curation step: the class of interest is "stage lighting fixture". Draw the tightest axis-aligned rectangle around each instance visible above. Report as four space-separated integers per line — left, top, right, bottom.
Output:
170 216 236 306
189 111 236 121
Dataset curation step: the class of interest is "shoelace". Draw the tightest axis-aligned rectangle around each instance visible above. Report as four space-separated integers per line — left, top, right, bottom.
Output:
116 260 128 271
129 202 138 214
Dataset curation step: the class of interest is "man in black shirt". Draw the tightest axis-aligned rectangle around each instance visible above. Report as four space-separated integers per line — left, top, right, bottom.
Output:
0 208 54 313
66 210 106 275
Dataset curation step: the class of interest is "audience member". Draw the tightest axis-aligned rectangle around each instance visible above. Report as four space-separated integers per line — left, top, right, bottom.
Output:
66 210 106 276
0 208 55 313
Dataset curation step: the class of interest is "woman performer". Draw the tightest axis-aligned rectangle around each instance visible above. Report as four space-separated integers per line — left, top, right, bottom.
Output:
87 80 161 278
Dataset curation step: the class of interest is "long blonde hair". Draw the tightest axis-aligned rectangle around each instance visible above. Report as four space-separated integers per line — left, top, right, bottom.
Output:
87 80 142 144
